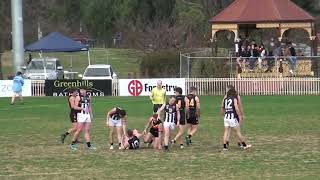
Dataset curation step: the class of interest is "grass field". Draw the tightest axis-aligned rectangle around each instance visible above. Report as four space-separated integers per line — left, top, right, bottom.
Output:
1 48 142 79
0 96 319 180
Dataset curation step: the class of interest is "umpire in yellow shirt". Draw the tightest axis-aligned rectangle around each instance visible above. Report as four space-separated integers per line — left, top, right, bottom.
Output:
150 80 166 113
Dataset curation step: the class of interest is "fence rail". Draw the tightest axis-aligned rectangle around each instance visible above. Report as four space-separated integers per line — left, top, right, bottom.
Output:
31 78 320 96
186 78 320 95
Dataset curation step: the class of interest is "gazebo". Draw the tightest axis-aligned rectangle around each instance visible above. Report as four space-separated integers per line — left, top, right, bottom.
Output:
210 0 316 54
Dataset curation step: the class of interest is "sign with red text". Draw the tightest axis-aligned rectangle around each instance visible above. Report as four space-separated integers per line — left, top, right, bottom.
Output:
119 79 185 96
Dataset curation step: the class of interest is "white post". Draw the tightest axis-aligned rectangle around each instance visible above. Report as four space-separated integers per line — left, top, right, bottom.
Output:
87 51 91 65
11 0 24 73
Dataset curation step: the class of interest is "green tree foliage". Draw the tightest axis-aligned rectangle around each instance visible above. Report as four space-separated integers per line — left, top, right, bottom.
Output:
140 50 179 78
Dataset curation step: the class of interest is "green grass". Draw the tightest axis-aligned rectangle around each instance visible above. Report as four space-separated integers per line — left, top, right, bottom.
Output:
0 96 319 180
1 48 142 79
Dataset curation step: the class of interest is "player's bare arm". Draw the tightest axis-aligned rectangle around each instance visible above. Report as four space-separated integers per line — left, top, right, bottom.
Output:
158 123 163 149
185 96 190 115
89 97 93 118
237 95 244 120
72 96 85 111
149 89 154 101
156 104 166 115
177 99 182 109
143 117 152 134
195 96 200 117
106 108 116 126
176 104 181 126
220 98 225 116
122 116 128 136
234 99 243 122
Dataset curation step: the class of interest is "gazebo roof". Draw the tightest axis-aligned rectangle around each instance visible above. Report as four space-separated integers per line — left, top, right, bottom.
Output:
210 0 315 23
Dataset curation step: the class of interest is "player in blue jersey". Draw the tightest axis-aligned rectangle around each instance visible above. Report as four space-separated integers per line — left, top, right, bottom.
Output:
221 87 251 151
11 72 24 105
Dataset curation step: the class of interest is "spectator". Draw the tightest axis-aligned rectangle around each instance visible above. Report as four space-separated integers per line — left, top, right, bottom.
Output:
249 44 259 71
236 45 247 73
11 71 24 105
287 42 297 75
258 44 266 69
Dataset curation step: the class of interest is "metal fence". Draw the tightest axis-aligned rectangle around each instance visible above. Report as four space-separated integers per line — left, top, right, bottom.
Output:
31 78 320 96
180 50 320 78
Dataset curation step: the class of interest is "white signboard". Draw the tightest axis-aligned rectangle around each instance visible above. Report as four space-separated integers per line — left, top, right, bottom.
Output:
119 78 186 96
0 80 32 97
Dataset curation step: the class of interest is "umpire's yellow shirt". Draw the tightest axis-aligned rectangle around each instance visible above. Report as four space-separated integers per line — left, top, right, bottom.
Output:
150 87 166 105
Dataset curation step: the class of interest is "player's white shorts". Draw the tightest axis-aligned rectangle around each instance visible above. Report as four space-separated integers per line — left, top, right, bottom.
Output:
108 118 122 127
77 113 91 123
224 118 239 128
163 121 175 130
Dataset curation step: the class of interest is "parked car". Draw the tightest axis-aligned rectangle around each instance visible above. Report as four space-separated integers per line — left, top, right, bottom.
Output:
22 58 64 80
81 64 117 80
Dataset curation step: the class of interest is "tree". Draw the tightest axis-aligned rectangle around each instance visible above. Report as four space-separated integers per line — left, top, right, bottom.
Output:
0 0 11 79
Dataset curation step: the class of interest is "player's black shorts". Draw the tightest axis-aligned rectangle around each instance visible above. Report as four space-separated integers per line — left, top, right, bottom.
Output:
149 129 159 137
177 110 186 125
187 115 199 125
69 111 77 123
153 104 162 113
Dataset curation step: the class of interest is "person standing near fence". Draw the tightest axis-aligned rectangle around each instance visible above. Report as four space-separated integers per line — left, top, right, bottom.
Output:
150 80 166 113
287 42 297 75
11 71 24 105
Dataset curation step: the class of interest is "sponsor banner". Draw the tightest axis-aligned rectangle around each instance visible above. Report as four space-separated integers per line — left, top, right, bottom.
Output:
0 80 32 97
45 80 112 96
119 78 185 96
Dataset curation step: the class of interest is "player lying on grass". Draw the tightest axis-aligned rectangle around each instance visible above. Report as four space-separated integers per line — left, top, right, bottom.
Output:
121 129 142 150
221 87 251 151
224 85 244 149
106 107 127 150
157 96 180 151
143 114 163 150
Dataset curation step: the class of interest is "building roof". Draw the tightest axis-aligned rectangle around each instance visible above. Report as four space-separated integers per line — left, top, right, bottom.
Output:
211 0 315 23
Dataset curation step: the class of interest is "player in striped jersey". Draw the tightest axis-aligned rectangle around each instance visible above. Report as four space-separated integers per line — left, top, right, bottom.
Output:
106 107 127 150
224 85 244 148
221 87 251 151
157 96 180 151
143 114 163 150
70 87 96 151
